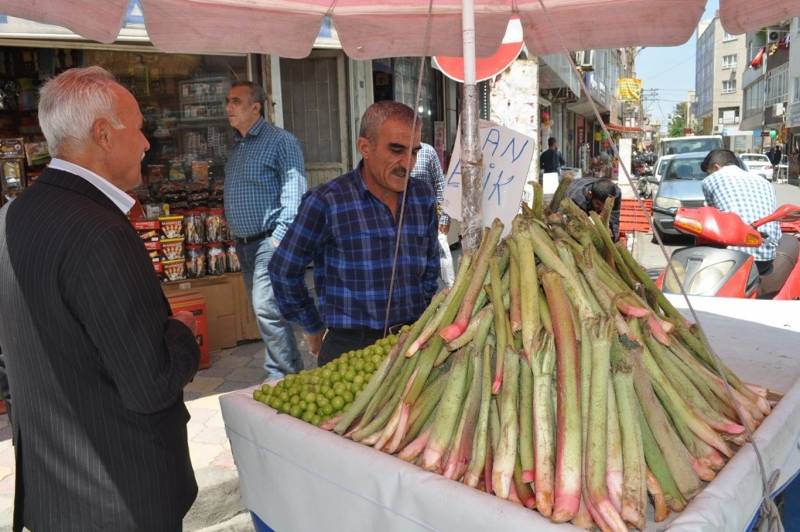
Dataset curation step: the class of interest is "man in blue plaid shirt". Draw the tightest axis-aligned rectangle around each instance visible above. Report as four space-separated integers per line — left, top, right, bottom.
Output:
269 101 440 365
410 142 455 287
224 81 307 380
701 149 780 274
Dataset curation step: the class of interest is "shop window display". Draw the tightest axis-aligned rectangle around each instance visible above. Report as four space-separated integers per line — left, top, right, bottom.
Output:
0 46 247 279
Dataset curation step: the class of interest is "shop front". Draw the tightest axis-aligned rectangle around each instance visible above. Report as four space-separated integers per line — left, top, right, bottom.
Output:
0 24 262 352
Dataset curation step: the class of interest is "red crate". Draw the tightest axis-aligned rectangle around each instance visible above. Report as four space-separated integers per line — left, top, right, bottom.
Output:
619 199 653 234
168 291 210 369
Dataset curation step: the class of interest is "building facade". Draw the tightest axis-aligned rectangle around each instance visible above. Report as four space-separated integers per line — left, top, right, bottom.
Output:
694 13 747 136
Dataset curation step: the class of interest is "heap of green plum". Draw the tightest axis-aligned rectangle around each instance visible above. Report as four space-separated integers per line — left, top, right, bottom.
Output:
253 332 402 426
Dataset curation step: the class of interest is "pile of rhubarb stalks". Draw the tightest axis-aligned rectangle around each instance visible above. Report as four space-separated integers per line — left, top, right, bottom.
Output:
324 184 773 531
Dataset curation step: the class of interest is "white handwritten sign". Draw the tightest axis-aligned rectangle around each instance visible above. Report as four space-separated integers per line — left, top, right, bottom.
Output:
443 120 534 236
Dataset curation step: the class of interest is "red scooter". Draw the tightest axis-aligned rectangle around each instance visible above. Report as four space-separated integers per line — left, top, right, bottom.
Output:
655 204 800 299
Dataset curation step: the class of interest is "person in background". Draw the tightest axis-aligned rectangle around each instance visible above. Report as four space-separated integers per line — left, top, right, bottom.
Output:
540 136 566 175
0 66 200 531
701 149 780 274
566 176 622 241
409 142 455 288
224 81 307 382
269 101 440 366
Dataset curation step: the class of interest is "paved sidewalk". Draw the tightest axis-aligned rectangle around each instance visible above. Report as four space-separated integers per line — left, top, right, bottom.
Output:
0 334 316 532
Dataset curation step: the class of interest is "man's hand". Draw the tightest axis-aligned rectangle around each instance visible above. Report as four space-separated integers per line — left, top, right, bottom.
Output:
306 329 326 357
438 223 450 235
172 310 197 335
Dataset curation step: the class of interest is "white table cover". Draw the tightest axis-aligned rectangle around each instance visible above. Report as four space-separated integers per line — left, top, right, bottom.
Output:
221 296 800 531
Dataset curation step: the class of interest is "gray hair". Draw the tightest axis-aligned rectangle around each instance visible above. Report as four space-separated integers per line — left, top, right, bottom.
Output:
38 66 123 156
231 81 266 117
359 101 420 142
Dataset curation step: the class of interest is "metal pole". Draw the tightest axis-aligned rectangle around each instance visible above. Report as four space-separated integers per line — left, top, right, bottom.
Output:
460 0 483 254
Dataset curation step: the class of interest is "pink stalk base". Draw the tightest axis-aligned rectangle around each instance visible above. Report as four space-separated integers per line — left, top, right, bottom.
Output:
508 483 521 505
616 300 649 318
606 472 623 512
422 446 445 472
373 404 402 452
439 321 466 343
647 314 672 345
385 403 411 454
483 446 494 494
552 492 582 523
583 492 609 531
320 415 342 431
595 498 628 532
361 431 381 446
691 459 716 481
572 497 594 529
521 470 535 483
398 427 432 462
706 449 725 470
491 374 503 395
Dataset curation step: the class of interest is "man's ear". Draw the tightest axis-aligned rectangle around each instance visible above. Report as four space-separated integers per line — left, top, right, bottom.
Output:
356 136 370 159
92 118 113 152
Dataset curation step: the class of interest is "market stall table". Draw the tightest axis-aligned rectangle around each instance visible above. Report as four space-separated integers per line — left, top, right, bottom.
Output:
220 296 800 531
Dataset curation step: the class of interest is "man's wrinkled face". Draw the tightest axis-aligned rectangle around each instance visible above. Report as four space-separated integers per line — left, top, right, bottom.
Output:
225 86 261 134
359 118 421 194
107 85 150 190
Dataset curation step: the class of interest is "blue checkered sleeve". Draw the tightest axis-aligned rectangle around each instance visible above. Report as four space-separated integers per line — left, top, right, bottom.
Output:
268 190 326 334
274 135 307 243
411 144 449 226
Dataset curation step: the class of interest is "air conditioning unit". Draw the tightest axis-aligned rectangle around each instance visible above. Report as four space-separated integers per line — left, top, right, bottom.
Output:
575 50 595 70
767 29 784 44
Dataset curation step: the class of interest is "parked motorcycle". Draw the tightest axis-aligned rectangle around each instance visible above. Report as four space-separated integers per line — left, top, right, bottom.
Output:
655 204 800 299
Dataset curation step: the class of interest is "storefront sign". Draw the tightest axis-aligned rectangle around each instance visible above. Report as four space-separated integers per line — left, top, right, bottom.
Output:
443 120 534 236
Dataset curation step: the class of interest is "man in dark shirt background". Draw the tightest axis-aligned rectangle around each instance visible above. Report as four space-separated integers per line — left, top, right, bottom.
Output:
566 176 622 241
540 137 566 174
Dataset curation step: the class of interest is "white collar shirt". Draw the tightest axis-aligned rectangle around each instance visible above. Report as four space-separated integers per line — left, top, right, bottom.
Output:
48 158 135 215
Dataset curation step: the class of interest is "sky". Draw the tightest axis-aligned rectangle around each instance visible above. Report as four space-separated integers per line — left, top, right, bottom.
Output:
636 0 720 128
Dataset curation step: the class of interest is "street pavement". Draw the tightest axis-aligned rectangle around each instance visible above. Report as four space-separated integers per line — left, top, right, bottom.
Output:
0 183 796 531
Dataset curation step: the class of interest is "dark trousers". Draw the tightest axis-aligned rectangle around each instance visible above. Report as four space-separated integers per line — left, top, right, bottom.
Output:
318 328 385 366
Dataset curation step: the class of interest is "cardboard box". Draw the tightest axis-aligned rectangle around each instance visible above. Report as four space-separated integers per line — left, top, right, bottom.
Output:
167 291 210 369
162 273 259 353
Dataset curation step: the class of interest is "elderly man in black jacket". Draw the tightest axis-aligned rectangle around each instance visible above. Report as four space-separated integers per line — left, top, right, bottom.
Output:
0 66 200 532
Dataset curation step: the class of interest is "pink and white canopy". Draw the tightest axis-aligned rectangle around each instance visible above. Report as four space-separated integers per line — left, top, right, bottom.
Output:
3 0 800 59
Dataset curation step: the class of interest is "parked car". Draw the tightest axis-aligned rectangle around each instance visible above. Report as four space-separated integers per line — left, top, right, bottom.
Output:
740 153 773 181
652 152 708 238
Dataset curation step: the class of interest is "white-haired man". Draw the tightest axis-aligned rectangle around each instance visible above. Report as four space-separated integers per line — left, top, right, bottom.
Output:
0 66 200 531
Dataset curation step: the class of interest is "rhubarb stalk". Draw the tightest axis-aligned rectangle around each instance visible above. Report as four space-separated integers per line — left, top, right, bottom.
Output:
440 219 503 342
492 349 520 499
610 334 647 529
421 350 470 471
541 270 582 522
519 354 535 482
583 320 627 532
514 222 541 357
464 344 494 488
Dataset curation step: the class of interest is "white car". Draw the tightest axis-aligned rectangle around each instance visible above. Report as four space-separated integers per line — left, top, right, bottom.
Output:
653 154 677 183
740 153 773 181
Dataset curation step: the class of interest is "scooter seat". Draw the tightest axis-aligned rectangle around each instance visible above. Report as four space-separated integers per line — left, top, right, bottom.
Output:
758 235 800 298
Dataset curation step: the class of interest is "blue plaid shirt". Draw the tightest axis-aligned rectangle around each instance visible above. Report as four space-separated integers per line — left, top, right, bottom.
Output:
702 164 780 262
268 164 440 333
224 117 307 242
410 143 450 226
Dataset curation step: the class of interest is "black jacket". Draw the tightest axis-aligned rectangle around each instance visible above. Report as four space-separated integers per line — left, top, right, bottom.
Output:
0 168 200 531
